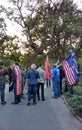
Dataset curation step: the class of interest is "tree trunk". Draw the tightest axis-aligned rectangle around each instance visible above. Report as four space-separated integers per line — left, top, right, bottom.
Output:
28 52 38 65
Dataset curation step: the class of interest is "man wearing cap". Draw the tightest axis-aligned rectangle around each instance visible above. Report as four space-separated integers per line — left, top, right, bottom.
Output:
10 62 22 104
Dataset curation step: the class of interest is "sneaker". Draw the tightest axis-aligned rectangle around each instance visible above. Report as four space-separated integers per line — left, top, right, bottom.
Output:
42 98 45 101
51 96 55 98
37 98 40 101
11 102 19 105
33 102 36 105
1 101 6 105
27 102 31 106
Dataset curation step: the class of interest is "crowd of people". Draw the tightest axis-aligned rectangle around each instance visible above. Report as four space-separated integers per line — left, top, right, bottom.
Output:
0 60 65 106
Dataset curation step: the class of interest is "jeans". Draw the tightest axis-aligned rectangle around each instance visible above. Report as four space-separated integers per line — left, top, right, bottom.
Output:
46 79 51 87
53 81 61 98
13 84 19 103
37 83 45 100
0 84 5 103
28 85 37 103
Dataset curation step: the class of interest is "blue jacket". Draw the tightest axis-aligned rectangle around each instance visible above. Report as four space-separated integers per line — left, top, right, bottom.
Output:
26 70 40 85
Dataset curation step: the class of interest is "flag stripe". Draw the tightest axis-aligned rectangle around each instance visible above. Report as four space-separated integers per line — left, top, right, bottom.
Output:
45 56 51 79
62 53 79 85
62 60 75 85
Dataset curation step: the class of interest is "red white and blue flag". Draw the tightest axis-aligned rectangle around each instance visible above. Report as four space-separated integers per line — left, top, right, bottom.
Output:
62 53 79 85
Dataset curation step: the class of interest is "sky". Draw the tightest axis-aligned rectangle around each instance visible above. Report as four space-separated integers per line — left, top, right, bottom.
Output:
0 0 23 38
0 0 82 38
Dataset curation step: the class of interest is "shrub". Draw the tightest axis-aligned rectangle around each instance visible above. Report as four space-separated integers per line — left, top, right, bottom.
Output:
73 85 82 95
67 95 82 116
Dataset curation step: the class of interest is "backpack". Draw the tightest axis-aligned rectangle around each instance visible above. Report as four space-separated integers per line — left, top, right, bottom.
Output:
0 68 5 85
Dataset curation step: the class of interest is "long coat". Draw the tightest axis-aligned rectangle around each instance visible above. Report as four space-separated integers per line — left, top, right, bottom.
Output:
12 65 21 95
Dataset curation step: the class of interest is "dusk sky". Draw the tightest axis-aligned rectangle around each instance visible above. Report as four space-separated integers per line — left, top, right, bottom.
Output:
0 0 82 37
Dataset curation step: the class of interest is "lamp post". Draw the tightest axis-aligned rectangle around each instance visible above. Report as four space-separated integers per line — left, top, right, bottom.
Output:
68 44 74 54
68 29 75 54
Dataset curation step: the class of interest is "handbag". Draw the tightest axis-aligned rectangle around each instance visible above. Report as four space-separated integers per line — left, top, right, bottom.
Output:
9 82 14 92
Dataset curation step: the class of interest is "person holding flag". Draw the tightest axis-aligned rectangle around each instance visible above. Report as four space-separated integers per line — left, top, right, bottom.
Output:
10 62 22 104
56 58 65 95
62 53 79 86
45 56 51 88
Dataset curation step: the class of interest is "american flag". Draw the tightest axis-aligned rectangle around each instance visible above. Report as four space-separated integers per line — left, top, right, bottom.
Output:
62 53 79 85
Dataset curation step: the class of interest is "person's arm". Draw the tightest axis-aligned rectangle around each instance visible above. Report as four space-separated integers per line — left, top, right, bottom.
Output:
51 73 54 79
51 69 54 79
12 69 16 83
5 68 9 75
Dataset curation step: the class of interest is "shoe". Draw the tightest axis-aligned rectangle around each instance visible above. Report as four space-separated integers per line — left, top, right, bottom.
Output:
51 96 55 98
37 98 40 101
18 100 21 103
11 102 18 105
21 96 25 99
33 102 36 105
1 101 6 105
42 98 45 101
27 102 31 106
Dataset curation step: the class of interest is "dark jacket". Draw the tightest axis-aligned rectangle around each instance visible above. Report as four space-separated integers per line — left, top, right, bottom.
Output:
27 70 40 85
0 66 8 87
8 67 13 84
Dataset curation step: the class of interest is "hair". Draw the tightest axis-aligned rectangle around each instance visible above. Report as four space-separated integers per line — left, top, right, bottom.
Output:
15 62 19 66
38 64 42 67
52 63 56 67
0 60 3 66
31 64 37 70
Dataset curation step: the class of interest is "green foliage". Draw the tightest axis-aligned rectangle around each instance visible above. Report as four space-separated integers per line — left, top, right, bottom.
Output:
78 50 82 66
73 80 82 95
67 95 82 110
77 80 82 86
65 79 82 116
0 35 23 67
1 0 82 65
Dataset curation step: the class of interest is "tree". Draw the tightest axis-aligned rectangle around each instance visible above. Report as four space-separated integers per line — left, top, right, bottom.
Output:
2 0 82 64
0 6 6 38
0 35 24 66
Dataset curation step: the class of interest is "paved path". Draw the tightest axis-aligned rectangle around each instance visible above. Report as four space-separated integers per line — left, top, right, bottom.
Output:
0 85 82 130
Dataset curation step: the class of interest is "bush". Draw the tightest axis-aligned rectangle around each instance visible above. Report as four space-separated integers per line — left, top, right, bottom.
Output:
73 80 82 95
63 79 82 117
67 95 82 116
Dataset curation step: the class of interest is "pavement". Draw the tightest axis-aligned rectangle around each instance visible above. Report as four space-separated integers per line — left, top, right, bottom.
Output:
0 84 82 130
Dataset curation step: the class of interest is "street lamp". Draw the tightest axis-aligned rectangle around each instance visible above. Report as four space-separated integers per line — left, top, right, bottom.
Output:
68 44 74 54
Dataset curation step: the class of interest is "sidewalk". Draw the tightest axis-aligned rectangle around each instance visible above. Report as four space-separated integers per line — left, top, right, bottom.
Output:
1 84 82 130
47 87 82 130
